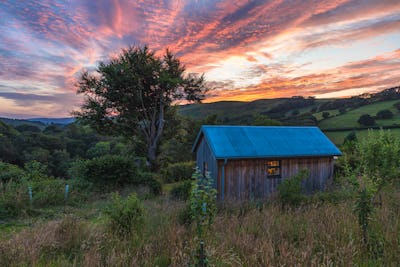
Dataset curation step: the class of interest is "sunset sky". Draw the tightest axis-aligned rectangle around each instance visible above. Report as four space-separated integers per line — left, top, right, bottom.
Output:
0 0 399 118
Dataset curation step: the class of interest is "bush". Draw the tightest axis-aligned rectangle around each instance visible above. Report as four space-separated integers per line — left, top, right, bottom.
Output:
83 155 138 189
277 170 309 208
104 192 144 238
163 161 195 183
357 114 375 126
0 162 26 183
322 112 330 119
190 170 217 238
30 178 66 206
376 109 393 119
137 172 162 196
170 180 192 201
0 180 29 219
177 204 193 226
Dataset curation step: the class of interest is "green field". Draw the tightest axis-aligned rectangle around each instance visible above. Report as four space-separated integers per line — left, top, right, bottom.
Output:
318 100 400 129
179 98 331 121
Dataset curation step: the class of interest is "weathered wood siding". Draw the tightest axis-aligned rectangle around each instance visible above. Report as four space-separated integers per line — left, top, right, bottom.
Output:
217 157 334 200
194 136 218 187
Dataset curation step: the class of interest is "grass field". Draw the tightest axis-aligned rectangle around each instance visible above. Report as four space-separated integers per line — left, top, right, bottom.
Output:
1 188 400 266
319 100 400 129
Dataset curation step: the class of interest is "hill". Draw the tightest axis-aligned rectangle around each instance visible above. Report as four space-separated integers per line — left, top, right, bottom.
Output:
27 117 75 125
0 117 45 129
319 100 400 130
179 86 400 144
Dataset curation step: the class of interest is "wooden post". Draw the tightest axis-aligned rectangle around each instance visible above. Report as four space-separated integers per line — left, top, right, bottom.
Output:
199 240 205 267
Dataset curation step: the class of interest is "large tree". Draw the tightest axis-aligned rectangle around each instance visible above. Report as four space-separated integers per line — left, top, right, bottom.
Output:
74 46 207 167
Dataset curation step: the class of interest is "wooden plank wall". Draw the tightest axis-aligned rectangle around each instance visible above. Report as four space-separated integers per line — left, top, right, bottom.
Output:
195 136 218 187
217 157 334 200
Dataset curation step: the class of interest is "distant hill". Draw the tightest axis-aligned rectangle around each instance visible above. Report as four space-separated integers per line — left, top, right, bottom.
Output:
27 117 75 125
179 86 400 124
0 117 45 128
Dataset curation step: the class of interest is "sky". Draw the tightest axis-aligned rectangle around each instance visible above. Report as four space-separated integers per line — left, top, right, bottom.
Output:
0 0 399 118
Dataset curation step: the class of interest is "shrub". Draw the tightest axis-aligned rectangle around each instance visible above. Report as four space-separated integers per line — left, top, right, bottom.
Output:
30 178 66 206
137 172 162 196
277 169 309 208
322 111 330 119
83 155 138 189
190 169 217 239
163 161 195 183
104 192 144 238
357 114 375 126
170 180 192 201
0 180 29 219
0 162 26 183
376 109 393 119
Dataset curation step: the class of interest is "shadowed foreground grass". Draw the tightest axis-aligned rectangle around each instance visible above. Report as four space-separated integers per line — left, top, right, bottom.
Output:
1 190 399 266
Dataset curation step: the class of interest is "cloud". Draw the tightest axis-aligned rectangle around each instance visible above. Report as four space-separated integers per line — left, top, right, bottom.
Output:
0 0 399 117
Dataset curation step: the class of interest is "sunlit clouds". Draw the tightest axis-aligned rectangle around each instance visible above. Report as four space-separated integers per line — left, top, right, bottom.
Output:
0 0 399 117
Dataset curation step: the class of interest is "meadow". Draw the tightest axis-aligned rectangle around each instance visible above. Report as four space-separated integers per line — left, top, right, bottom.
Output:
1 186 399 266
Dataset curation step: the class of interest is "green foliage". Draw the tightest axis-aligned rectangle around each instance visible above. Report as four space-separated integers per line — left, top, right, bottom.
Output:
163 161 195 183
104 192 144 238
357 130 400 189
190 170 217 239
252 115 282 126
354 187 374 246
24 160 49 181
357 114 375 126
0 161 26 183
376 109 393 119
136 172 162 196
30 178 67 207
74 45 207 166
344 131 357 143
393 101 400 112
83 155 138 189
170 180 192 201
0 180 29 219
277 170 309 208
322 111 330 119
86 141 111 158
177 204 193 226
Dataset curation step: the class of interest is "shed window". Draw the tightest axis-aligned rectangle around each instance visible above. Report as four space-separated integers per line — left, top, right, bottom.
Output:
266 160 281 178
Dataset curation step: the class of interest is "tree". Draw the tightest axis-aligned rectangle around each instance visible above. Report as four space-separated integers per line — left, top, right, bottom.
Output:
357 114 375 126
376 109 393 119
322 112 330 119
393 101 400 112
252 115 282 126
74 46 207 167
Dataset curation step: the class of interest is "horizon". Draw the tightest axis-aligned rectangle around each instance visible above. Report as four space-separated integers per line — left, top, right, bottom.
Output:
0 0 399 117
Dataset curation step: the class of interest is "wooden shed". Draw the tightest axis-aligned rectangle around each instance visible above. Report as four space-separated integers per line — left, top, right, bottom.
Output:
192 125 342 200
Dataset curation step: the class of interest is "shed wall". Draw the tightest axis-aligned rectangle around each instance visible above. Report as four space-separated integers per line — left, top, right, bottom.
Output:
217 157 334 200
195 136 218 187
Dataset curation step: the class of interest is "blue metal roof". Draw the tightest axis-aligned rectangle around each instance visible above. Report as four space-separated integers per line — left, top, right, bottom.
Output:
193 125 342 159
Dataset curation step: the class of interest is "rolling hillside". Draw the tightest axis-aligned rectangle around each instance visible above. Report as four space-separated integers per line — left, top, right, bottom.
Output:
319 100 400 130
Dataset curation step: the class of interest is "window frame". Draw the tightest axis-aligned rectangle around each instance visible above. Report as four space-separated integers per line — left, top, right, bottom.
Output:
266 159 281 178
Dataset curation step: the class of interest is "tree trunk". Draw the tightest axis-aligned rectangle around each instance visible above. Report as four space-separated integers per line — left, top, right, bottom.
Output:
147 143 158 169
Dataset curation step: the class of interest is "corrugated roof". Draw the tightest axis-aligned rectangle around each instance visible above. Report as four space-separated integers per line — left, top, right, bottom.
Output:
193 125 342 159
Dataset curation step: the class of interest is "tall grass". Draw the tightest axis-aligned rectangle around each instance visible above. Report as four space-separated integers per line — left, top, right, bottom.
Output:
1 190 399 266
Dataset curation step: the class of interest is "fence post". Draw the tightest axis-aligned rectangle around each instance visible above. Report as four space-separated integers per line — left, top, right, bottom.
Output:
199 240 205 267
28 186 33 206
